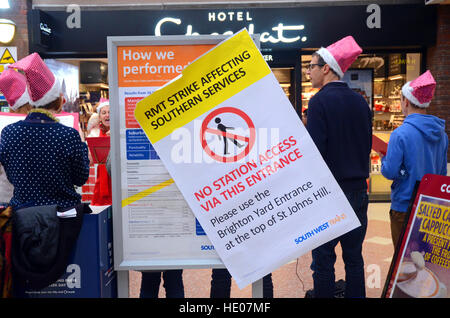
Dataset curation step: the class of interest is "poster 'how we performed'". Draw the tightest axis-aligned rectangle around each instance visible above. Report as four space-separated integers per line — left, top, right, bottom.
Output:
134 29 361 289
114 40 217 265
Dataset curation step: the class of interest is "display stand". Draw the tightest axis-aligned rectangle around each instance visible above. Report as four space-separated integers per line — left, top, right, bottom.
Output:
107 34 264 298
86 136 110 164
19 205 116 298
86 136 112 206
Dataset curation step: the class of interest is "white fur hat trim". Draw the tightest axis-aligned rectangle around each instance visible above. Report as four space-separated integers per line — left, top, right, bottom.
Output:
316 47 344 78
10 88 30 110
401 81 430 108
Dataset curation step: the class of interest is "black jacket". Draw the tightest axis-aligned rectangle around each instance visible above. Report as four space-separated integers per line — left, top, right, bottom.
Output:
11 203 91 291
307 81 373 192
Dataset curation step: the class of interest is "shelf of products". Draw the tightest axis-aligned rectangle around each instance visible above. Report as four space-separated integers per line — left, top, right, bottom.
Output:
373 76 405 133
273 67 295 106
371 75 406 195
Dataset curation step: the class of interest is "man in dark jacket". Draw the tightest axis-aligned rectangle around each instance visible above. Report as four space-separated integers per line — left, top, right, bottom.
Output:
306 36 372 298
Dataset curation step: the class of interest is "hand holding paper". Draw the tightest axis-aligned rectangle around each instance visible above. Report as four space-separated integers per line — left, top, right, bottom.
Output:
372 134 388 156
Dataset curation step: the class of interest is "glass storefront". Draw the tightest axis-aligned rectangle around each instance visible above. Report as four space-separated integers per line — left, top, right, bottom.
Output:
272 67 295 107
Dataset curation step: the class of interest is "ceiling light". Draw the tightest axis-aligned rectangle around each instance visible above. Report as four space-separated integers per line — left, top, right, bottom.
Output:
0 19 15 44
0 0 10 9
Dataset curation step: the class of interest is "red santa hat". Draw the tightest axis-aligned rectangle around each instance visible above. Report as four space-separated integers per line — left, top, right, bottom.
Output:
0 68 30 110
316 35 363 78
9 52 62 107
97 98 109 113
401 70 436 108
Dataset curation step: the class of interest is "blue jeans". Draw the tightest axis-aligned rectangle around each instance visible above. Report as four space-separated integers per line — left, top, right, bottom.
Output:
140 270 184 298
310 189 368 298
210 268 273 298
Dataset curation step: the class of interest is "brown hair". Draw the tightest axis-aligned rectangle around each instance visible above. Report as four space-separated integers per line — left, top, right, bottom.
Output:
311 52 340 79
40 96 62 112
401 94 422 110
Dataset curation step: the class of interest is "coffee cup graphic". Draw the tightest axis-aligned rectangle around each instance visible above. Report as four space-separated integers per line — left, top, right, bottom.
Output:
393 261 447 298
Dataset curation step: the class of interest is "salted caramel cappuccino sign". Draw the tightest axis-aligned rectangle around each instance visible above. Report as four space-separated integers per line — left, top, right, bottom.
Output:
384 174 450 298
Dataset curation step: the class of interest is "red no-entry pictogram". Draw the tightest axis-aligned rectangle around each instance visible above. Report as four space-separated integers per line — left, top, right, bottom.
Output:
200 107 256 163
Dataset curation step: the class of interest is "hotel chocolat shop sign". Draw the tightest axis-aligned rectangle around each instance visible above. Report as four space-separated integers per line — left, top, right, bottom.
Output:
30 4 435 56
154 13 308 46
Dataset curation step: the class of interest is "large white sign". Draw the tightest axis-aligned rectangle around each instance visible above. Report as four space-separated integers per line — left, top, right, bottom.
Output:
134 29 361 288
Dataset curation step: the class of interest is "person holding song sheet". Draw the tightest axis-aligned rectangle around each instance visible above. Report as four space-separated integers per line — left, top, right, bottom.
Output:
0 53 89 210
381 70 448 248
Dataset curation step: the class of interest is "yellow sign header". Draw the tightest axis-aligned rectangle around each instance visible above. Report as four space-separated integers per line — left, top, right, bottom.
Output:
134 29 271 144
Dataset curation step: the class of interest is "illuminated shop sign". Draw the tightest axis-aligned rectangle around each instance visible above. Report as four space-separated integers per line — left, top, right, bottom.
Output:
28 5 436 56
29 10 53 49
154 15 307 44
39 22 51 35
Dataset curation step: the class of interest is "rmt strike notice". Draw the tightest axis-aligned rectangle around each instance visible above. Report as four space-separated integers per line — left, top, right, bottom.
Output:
132 29 361 290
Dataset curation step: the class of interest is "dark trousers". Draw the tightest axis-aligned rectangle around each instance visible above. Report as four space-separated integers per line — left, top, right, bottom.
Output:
210 268 273 298
140 270 184 298
389 209 408 248
310 189 369 298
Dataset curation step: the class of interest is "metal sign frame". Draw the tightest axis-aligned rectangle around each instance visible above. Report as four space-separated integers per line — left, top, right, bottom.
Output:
107 34 262 297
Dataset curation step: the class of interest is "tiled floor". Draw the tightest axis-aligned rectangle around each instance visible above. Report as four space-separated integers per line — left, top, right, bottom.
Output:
128 202 395 298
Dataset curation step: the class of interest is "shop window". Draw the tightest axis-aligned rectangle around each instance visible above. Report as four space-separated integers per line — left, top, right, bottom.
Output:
272 67 295 106
300 55 319 114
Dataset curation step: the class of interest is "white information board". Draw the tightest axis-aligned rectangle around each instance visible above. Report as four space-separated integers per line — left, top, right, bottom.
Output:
107 35 259 271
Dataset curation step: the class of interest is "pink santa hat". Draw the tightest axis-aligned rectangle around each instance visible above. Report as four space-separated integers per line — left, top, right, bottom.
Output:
0 68 30 110
401 70 436 108
316 35 363 78
8 52 62 107
97 98 109 113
